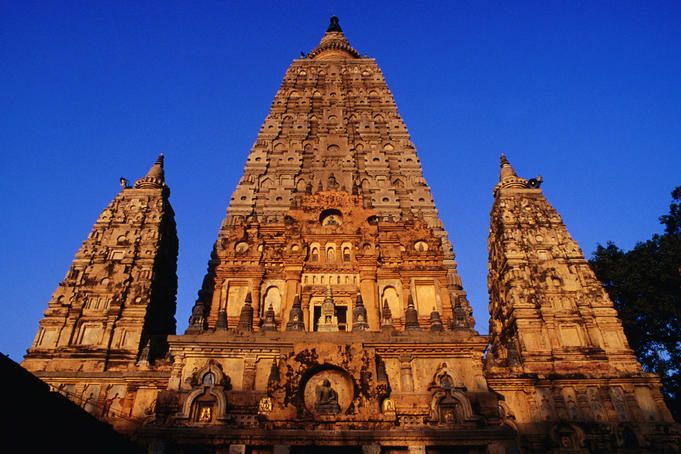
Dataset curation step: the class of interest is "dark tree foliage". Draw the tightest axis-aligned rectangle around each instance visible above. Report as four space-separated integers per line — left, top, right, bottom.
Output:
589 186 681 421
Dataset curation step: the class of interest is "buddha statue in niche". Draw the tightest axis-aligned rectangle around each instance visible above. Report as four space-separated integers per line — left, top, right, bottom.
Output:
315 379 340 415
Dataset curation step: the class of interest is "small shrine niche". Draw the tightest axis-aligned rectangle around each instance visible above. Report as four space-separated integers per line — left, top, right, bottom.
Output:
437 393 462 425
320 209 342 226
302 368 355 417
414 240 428 252
177 360 231 425
428 363 474 427
191 391 217 423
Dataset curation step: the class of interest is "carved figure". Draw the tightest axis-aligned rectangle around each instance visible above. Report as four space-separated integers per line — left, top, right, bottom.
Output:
258 397 273 415
198 406 212 422
314 379 340 415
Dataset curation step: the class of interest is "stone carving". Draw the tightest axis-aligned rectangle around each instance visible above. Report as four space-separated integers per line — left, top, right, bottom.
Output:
258 397 273 415
314 379 341 415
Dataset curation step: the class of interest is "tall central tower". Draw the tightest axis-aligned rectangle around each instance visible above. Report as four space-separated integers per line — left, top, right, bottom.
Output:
186 16 473 335
165 17 511 451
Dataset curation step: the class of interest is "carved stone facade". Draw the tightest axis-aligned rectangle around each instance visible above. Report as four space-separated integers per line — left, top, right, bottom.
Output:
22 17 679 454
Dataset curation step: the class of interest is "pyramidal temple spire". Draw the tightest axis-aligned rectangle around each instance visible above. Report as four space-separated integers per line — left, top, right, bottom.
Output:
307 16 361 60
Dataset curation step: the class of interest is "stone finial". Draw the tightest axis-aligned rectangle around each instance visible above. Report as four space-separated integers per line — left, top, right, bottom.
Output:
308 16 361 60
237 292 254 333
499 153 517 179
148 154 164 178
404 295 421 331
327 16 342 33
500 153 510 168
134 154 166 189
261 303 277 331
215 308 228 331
286 295 305 331
381 298 394 329
494 154 529 195
352 293 370 331
430 309 444 332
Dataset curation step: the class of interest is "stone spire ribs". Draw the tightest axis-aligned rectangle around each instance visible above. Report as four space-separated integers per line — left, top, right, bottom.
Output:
23 155 178 372
192 17 473 331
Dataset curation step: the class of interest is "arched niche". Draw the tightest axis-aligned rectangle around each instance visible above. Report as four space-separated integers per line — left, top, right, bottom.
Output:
381 286 401 318
429 389 474 426
341 242 352 262
179 361 231 424
325 244 337 263
298 365 356 417
319 209 342 226
309 242 321 262
263 286 282 317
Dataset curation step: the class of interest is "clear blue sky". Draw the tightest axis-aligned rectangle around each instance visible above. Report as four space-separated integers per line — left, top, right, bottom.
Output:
2 1 680 362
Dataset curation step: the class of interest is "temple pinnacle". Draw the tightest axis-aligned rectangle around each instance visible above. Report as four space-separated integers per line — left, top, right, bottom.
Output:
327 16 342 33
499 154 517 180
308 16 360 60
134 154 166 189
493 153 528 195
500 154 509 168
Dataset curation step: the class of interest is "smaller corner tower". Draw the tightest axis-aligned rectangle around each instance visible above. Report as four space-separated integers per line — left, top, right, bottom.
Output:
23 155 178 373
485 155 677 451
